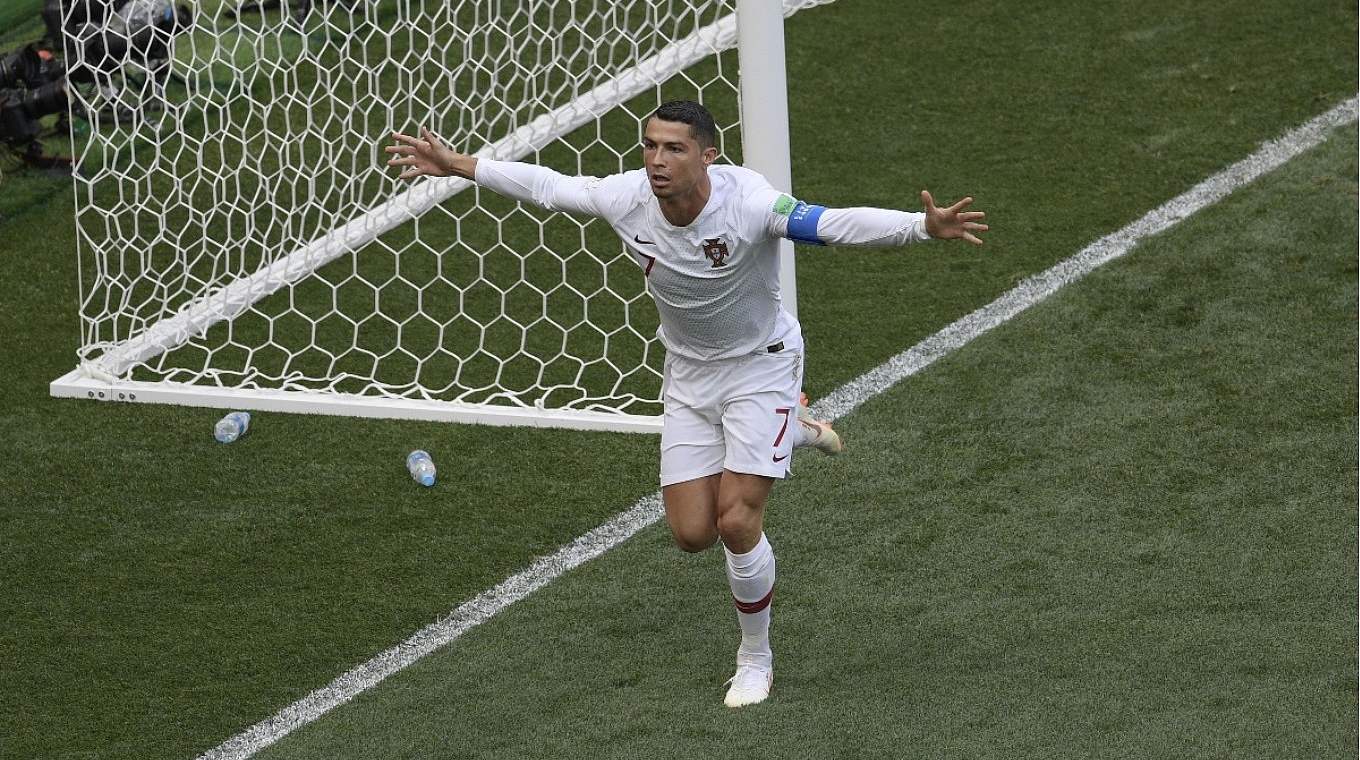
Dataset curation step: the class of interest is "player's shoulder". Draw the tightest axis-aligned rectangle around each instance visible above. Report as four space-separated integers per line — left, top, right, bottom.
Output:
604 167 650 188
710 164 776 196
706 165 789 239
711 164 788 221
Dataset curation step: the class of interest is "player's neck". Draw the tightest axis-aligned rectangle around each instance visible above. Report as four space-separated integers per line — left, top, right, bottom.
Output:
657 173 712 227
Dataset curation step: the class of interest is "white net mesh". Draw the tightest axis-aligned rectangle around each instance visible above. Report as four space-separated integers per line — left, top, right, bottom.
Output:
62 0 832 424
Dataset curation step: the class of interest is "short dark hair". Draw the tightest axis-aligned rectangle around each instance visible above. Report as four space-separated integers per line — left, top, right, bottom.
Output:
652 100 717 149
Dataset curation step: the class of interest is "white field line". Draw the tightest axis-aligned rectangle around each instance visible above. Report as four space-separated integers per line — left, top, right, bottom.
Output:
197 97 1358 760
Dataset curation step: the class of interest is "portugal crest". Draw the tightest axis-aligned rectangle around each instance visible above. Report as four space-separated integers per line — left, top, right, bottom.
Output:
702 238 730 268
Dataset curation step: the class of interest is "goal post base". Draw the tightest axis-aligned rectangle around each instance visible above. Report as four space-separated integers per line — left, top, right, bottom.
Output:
49 370 663 434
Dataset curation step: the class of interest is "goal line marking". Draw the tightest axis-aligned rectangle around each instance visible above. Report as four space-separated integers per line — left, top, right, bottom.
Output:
197 96 1358 760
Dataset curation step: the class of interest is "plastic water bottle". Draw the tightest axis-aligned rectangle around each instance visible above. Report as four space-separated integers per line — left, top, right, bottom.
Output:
214 411 251 443
406 449 436 487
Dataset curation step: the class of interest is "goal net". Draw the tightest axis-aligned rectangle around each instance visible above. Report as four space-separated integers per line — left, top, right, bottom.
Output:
50 0 831 431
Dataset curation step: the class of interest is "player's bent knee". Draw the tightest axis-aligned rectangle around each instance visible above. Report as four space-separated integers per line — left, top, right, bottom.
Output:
715 505 760 546
663 516 718 551
662 474 721 552
668 523 718 553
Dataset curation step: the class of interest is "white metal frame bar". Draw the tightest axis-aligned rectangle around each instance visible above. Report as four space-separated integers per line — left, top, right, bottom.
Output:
49 370 664 432
51 0 806 433
739 0 798 318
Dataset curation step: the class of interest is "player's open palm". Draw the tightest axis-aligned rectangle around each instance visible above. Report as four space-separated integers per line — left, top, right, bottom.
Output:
921 190 988 245
385 127 456 180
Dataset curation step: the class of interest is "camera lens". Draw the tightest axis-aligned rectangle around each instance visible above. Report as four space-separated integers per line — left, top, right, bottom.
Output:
0 46 62 89
21 79 67 119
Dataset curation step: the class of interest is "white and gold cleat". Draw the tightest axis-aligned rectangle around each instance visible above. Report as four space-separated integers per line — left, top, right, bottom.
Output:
723 662 774 708
797 393 844 455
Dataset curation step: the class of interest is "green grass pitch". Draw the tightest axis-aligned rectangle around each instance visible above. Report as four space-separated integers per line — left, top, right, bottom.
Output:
0 1 1355 758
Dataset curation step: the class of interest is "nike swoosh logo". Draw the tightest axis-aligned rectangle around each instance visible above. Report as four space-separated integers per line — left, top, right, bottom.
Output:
633 234 657 246
773 454 789 462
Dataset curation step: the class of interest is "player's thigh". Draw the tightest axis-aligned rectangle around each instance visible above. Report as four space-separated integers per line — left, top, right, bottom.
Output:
659 368 725 550
662 473 722 552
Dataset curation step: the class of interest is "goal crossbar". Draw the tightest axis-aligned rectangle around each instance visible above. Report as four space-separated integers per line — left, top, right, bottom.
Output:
79 10 748 381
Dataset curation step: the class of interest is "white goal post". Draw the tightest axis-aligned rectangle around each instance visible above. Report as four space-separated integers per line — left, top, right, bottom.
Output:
50 0 832 432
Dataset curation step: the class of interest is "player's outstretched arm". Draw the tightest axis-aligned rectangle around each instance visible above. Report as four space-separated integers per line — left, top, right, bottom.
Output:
384 128 476 180
920 190 988 246
767 190 988 248
383 127 622 221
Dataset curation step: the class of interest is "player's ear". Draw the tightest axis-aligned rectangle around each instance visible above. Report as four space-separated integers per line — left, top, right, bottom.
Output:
701 145 719 165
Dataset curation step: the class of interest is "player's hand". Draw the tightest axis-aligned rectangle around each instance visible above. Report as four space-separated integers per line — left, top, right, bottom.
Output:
921 190 988 245
385 127 468 180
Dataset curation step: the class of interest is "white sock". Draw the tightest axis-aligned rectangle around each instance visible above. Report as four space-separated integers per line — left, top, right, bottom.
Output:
725 533 776 667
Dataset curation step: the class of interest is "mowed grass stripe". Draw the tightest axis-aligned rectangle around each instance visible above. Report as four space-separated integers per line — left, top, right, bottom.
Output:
255 123 1357 760
2 2 1354 759
214 101 1353 758
809 97 1358 423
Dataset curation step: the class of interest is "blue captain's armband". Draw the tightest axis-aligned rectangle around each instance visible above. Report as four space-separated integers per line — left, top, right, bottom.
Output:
787 201 827 245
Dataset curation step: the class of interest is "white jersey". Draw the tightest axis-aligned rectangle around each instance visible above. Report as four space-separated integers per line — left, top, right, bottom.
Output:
474 159 932 361
584 164 794 360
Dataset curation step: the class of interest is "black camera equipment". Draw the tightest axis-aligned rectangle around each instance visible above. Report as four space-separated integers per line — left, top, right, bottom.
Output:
54 0 193 84
0 45 69 149
1 1 194 173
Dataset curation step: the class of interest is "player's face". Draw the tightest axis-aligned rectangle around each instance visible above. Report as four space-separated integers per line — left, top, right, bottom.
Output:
641 118 717 200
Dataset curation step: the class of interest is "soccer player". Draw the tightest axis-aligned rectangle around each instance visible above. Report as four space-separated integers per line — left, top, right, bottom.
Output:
385 100 987 707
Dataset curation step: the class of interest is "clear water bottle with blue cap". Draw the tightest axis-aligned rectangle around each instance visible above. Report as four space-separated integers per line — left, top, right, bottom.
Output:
214 411 251 443
406 449 436 487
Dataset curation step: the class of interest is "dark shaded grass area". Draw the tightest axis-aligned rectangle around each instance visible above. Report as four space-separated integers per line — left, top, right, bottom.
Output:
263 123 1357 760
0 0 1354 757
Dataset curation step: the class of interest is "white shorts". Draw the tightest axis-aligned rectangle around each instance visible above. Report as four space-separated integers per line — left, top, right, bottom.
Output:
659 338 804 487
